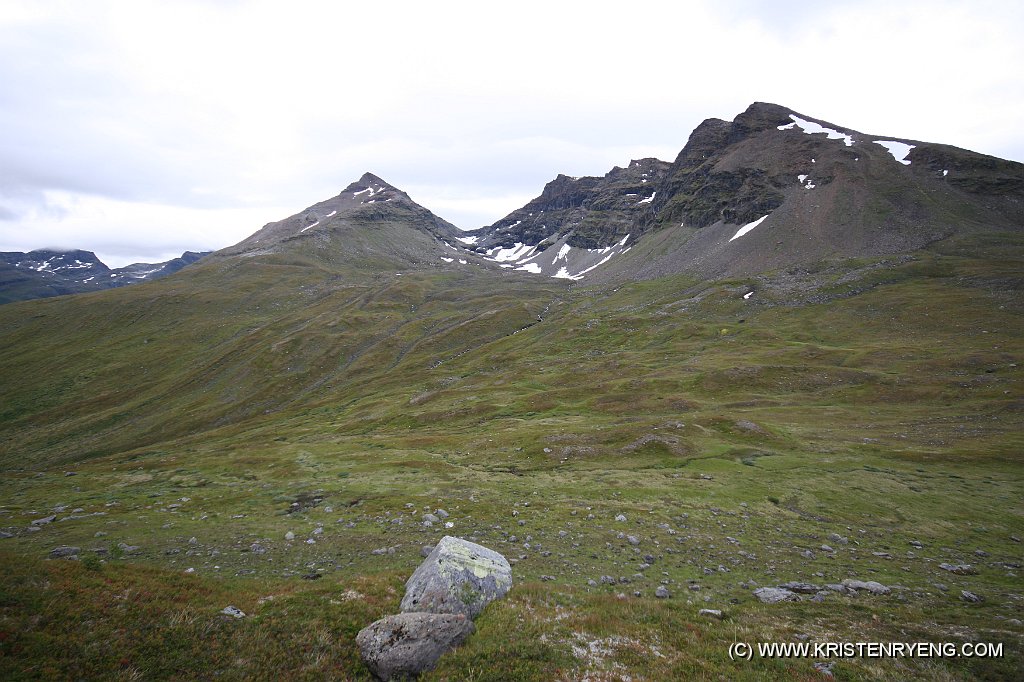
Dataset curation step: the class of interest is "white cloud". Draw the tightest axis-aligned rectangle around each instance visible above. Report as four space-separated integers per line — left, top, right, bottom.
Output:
0 0 1022 262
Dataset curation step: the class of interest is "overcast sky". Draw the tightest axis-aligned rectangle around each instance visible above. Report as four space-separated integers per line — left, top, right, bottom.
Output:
2 0 1022 267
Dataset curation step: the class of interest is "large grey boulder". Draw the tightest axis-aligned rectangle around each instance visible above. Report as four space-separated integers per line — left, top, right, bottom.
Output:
400 536 512 619
357 612 474 681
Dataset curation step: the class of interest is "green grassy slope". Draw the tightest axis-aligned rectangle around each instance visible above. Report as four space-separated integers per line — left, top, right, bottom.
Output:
0 233 1022 680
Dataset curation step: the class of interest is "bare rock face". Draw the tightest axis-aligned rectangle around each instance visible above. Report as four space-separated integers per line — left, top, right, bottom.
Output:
356 612 474 681
400 536 512 619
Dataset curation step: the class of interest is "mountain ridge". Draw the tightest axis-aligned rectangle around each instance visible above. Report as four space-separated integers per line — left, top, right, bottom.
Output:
0 249 209 304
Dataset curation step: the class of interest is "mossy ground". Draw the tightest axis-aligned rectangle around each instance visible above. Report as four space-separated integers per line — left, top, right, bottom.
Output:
1 237 1022 679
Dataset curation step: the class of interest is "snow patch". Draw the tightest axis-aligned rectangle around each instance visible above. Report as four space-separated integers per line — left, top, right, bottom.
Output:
552 267 584 281
456 235 479 245
743 291 753 300
553 244 571 263
325 210 337 217
729 215 769 242
874 140 915 165
488 243 534 262
300 220 319 233
516 262 542 274
637 192 656 205
798 175 816 190
777 115 854 146
441 257 454 263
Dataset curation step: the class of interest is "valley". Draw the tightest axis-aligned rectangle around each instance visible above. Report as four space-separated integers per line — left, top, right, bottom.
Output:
1 103 1022 680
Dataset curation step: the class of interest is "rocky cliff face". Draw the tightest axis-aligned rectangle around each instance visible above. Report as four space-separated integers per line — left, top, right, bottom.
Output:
465 159 672 253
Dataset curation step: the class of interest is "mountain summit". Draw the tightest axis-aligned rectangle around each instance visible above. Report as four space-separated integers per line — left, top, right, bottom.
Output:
459 102 1024 282
215 172 463 268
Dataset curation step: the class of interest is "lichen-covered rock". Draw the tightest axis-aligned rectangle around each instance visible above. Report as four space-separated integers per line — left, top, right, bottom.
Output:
400 536 511 619
356 612 474 681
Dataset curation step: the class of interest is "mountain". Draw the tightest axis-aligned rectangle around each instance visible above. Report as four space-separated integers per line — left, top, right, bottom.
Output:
0 249 209 304
0 104 1021 680
465 102 1024 282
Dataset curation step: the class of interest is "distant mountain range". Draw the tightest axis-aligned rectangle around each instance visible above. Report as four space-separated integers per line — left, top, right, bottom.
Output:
205 101 1023 285
0 249 209 304
4 101 1021 305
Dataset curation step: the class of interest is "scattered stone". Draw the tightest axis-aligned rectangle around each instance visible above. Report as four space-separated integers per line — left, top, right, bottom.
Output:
698 608 723 619
626 535 640 546
49 546 80 559
400 536 512 619
221 606 245 618
1011 535 1021 543
615 514 627 522
303 572 322 580
801 550 814 559
841 579 890 595
540 575 555 582
960 590 983 603
249 543 267 554
909 540 923 548
423 513 440 524
655 586 670 599
587 579 597 587
813 661 835 678
939 563 977 575
753 587 799 604
974 549 989 557
780 581 822 594
421 545 434 558
820 545 834 553
600 575 616 585
31 515 56 526
284 531 295 541
436 509 449 519
117 543 141 554
827 533 849 545
357 612 474 682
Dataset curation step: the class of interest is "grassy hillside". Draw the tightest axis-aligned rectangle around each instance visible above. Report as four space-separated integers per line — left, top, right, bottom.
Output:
1 233 1022 680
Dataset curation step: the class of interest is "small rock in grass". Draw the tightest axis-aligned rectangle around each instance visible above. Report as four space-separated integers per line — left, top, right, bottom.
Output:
49 546 80 559
960 590 983 603
780 582 822 594
32 515 56 526
699 608 723 619
221 606 245 618
939 563 977 575
615 514 627 522
841 579 890 595
813 661 835 678
753 587 799 604
284 531 295 541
